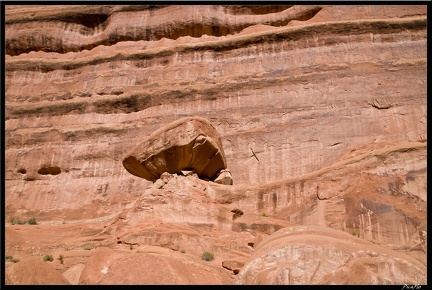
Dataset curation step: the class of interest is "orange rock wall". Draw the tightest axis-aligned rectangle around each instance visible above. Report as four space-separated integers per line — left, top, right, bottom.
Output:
4 5 427 285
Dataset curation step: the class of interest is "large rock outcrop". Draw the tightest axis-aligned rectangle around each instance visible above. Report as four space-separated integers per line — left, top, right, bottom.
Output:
4 4 426 285
78 247 230 285
236 225 426 285
5 256 71 285
122 116 227 182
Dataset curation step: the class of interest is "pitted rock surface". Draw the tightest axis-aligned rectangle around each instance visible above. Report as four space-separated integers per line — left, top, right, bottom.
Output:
122 116 227 182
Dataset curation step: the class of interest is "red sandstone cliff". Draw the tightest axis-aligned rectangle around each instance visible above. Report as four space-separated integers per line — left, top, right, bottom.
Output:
4 5 427 285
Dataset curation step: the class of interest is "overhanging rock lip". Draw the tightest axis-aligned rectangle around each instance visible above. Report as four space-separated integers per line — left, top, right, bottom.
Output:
122 116 228 182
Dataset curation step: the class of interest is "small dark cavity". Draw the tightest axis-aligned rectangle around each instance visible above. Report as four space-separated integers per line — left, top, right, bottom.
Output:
67 13 110 29
38 166 61 175
223 6 293 15
231 209 244 216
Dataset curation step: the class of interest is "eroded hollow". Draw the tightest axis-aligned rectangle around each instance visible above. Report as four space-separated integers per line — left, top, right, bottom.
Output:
17 168 27 174
223 5 293 15
231 208 244 221
67 13 110 28
38 166 61 175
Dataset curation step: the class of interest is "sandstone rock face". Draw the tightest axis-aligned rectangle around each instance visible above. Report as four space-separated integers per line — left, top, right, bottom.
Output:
5 257 71 285
4 5 426 285
79 246 229 285
236 225 426 285
62 263 86 285
122 116 227 182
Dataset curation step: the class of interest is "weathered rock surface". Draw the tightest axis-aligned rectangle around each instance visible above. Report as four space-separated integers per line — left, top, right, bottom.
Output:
5 256 71 285
214 169 233 185
79 246 229 285
122 116 227 182
62 263 86 285
236 225 426 285
4 4 426 285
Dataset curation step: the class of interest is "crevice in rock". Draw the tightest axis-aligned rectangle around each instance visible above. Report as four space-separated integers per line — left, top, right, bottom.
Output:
231 208 244 221
231 209 244 215
66 13 110 29
223 6 294 15
38 166 62 175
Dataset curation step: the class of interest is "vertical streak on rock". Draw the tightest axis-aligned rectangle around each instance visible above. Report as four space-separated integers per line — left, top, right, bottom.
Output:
272 192 277 212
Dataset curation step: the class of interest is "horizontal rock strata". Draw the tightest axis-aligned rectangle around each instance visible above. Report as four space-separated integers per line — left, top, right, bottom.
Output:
4 4 427 285
236 225 426 284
